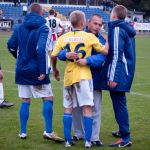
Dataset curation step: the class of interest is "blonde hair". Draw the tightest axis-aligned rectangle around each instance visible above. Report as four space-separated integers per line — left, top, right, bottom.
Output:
70 10 86 28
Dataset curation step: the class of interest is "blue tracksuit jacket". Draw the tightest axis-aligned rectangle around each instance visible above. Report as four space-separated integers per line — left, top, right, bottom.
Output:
99 20 136 92
58 29 106 90
7 12 51 85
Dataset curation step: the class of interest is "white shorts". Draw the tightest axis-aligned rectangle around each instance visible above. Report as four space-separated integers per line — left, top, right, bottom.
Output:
49 40 57 51
63 80 94 108
18 84 53 98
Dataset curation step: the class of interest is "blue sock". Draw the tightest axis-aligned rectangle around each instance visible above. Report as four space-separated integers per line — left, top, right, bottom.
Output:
83 116 93 142
63 113 72 142
19 102 30 134
42 100 53 133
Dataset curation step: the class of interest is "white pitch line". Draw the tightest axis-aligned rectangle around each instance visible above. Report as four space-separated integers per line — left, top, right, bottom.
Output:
130 91 150 98
133 83 150 86
4 70 150 85
3 70 15 74
3 70 64 82
136 56 149 59
3 70 150 98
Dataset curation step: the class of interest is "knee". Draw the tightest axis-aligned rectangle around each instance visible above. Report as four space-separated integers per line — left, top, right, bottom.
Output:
22 98 31 103
83 105 92 116
42 96 53 100
64 107 73 114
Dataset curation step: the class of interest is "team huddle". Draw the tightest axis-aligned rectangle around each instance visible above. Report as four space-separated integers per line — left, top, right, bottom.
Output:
7 2 136 149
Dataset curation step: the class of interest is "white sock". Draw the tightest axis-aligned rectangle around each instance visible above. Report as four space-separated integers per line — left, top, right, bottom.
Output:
0 83 4 104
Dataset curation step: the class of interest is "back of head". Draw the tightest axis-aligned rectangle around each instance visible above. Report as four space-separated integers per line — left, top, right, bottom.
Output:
49 9 55 16
30 3 42 15
24 3 46 28
70 10 86 29
112 5 127 20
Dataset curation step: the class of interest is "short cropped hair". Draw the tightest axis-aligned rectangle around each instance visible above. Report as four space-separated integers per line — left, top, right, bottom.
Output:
113 5 127 20
70 10 85 28
49 9 55 15
89 14 102 22
30 3 42 15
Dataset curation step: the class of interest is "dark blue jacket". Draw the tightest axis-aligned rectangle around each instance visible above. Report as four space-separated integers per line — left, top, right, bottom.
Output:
7 12 51 85
58 30 106 90
99 20 136 92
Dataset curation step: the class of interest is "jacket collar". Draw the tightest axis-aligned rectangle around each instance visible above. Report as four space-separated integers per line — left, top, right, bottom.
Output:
108 19 124 28
108 20 136 37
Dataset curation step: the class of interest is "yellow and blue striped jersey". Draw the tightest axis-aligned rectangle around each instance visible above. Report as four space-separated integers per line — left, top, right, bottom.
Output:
52 30 105 86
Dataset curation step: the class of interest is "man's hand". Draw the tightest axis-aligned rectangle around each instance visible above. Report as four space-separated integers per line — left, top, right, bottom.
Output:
38 74 45 81
76 59 87 66
108 81 118 89
53 68 60 81
66 52 78 60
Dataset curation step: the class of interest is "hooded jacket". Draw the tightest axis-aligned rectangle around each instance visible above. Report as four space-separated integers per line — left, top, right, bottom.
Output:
99 20 136 92
7 12 51 85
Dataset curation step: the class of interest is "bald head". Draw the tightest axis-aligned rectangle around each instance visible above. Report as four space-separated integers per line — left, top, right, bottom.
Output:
70 10 86 29
30 3 43 15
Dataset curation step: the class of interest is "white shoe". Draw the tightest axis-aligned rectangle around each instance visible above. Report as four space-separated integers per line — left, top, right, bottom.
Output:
65 141 72 147
43 131 64 143
85 141 92 148
18 133 27 139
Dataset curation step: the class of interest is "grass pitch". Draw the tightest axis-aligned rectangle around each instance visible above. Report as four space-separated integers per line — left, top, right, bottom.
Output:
0 32 150 150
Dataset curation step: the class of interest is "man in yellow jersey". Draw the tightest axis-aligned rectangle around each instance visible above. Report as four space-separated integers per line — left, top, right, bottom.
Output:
51 10 108 148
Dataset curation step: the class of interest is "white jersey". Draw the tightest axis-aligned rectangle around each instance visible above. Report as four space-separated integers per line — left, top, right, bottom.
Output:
45 15 63 34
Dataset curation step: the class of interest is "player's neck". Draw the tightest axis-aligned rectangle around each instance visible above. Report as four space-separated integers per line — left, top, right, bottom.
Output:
49 15 55 17
72 27 83 31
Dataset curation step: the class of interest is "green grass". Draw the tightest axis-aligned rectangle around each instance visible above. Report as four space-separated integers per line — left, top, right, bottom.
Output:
0 32 150 150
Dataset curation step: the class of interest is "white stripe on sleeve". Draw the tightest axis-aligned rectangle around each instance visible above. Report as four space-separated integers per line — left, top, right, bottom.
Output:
45 29 52 74
122 52 128 75
109 27 119 81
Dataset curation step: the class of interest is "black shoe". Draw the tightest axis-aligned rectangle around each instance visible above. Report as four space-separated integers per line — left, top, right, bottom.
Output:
72 136 83 145
0 100 14 108
109 139 132 147
91 140 103 147
112 130 122 138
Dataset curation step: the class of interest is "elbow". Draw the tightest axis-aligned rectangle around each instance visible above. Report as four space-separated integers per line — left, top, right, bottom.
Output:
58 51 67 61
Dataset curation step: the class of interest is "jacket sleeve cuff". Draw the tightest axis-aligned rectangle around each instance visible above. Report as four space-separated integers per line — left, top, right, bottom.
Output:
86 57 91 65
